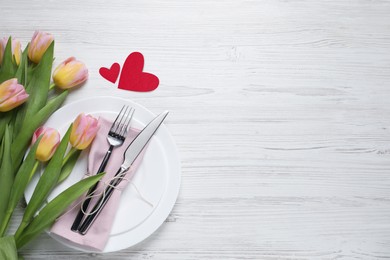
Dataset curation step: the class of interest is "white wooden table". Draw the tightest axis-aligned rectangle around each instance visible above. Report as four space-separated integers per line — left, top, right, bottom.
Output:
2 0 390 259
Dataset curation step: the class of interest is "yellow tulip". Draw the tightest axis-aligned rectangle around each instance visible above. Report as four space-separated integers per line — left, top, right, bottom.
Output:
53 57 88 89
32 127 61 162
70 113 99 150
0 78 29 112
28 31 54 63
0 37 22 65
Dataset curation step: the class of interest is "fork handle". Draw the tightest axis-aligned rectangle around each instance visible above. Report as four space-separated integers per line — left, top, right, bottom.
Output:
70 145 114 231
78 166 127 234
97 145 114 174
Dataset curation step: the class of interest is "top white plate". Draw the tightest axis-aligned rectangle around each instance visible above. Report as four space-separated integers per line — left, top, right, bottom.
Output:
24 96 181 253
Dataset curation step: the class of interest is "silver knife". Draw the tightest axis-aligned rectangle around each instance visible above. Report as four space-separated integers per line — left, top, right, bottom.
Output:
78 111 169 234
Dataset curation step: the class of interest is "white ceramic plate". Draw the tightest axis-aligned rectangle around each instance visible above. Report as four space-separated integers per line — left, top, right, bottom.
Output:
24 96 181 253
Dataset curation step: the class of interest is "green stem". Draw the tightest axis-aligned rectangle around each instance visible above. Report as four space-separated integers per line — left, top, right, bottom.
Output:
49 83 55 90
14 220 28 241
62 147 78 166
28 161 40 182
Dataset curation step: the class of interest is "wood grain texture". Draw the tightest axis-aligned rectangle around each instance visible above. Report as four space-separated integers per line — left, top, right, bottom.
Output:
1 0 390 259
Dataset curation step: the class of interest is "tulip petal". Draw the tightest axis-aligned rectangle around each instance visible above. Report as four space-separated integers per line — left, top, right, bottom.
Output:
70 113 99 150
0 38 7 65
0 78 29 112
32 127 61 162
28 31 54 64
53 57 88 89
0 37 21 66
70 113 87 148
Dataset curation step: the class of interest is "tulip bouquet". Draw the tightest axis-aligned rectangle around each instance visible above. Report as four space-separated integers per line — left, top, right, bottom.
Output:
0 31 103 259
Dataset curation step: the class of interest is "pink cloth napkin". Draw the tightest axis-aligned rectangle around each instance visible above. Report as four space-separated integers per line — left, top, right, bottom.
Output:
50 117 146 251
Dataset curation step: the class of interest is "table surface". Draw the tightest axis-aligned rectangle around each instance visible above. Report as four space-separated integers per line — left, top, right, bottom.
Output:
2 0 390 259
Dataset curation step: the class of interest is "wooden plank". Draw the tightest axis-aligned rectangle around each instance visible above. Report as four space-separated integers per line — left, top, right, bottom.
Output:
1 0 390 258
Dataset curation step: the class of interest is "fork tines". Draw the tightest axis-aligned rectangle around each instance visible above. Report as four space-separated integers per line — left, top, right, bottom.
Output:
110 106 135 139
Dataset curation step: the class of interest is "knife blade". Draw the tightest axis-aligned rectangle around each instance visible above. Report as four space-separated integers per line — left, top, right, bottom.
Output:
77 111 169 234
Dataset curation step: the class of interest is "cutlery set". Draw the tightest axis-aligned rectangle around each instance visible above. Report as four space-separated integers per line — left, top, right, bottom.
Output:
70 106 168 234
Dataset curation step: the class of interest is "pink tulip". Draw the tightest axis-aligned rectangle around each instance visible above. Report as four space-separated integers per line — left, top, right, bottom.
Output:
53 57 88 89
0 37 22 65
32 127 61 162
0 78 29 112
70 113 99 150
28 31 54 63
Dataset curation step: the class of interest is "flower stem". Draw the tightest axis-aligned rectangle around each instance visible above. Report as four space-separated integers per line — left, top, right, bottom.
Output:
14 220 28 242
28 161 40 182
49 83 56 90
62 147 78 166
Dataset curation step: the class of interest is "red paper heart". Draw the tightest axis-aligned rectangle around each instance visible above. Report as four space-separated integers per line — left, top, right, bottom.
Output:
99 63 120 83
118 52 159 92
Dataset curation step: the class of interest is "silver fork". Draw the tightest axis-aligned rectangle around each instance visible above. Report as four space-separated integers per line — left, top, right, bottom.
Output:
71 105 135 231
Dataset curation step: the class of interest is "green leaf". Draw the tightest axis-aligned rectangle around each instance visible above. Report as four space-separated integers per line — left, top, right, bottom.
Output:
0 134 3 161
20 124 72 226
25 64 36 90
12 46 30 139
0 236 18 260
0 37 17 83
16 173 105 249
0 112 13 139
8 137 41 210
0 136 42 236
0 126 14 228
11 90 68 169
22 41 54 124
58 148 81 184
14 44 29 84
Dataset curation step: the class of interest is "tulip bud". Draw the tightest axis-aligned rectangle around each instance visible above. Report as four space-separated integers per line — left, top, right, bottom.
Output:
53 57 88 89
0 37 22 66
28 31 54 63
0 78 29 112
70 113 99 150
32 127 61 162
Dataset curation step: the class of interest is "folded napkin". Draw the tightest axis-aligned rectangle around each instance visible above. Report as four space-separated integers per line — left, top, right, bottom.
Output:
50 117 146 251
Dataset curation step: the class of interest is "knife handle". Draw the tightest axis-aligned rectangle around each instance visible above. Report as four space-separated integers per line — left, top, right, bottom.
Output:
78 166 128 235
